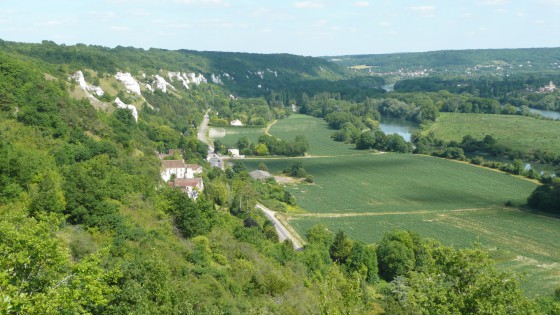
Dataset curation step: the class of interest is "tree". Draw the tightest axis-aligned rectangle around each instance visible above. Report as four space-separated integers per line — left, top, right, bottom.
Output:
254 143 269 156
232 161 247 174
258 162 268 171
377 230 416 281
306 224 334 248
237 136 250 150
356 131 375 150
345 241 378 283
27 170 66 216
329 230 353 264
387 244 533 314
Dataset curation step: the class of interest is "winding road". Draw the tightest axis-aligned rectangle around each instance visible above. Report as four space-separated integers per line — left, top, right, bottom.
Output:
198 113 303 250
256 203 303 250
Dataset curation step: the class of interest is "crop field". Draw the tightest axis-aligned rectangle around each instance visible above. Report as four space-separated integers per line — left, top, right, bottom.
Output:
246 153 537 214
288 209 560 296
242 113 560 297
427 113 560 154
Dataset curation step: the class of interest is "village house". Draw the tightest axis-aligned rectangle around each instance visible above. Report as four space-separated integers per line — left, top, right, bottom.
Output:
208 153 223 169
161 160 187 182
168 178 204 200
228 148 242 158
161 159 203 181
185 164 203 178
160 158 204 199
538 81 556 93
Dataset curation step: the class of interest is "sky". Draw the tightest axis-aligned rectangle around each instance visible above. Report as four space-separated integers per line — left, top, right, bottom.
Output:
0 0 559 56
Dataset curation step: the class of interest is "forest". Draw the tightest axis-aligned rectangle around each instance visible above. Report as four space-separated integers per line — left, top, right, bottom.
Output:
1 40 560 314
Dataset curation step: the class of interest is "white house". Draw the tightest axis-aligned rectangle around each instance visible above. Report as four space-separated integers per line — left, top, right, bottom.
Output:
169 178 204 199
185 164 203 178
161 160 186 182
230 119 243 126
228 149 240 157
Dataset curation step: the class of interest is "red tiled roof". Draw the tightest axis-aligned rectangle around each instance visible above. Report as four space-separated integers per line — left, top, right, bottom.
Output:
185 164 202 171
172 178 202 187
162 160 185 169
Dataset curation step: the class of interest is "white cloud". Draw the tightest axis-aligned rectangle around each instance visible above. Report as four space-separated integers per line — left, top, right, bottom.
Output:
294 1 325 9
175 0 229 6
44 20 63 26
312 19 328 27
129 9 150 16
478 0 509 5
378 21 390 27
89 11 116 18
538 0 560 6
108 26 130 31
408 6 436 18
353 1 369 7
408 6 435 12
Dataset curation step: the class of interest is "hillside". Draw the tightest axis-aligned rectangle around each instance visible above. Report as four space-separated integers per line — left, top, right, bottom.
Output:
1 39 559 313
0 39 349 97
324 47 560 75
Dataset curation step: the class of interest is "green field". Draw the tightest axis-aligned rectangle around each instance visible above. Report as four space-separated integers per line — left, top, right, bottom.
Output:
288 209 560 296
268 114 358 156
427 112 560 154
210 114 360 156
249 154 536 213
208 125 265 147
242 113 560 297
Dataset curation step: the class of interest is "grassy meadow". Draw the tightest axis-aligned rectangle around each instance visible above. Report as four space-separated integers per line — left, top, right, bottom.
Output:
427 112 560 154
242 113 560 297
208 125 265 147
268 114 358 156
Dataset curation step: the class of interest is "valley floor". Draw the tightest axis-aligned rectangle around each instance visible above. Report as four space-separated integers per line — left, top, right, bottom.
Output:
240 114 560 297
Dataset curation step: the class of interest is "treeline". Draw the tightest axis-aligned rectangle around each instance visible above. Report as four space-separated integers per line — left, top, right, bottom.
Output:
528 179 560 215
216 134 309 157
395 74 560 112
326 47 560 72
209 96 281 127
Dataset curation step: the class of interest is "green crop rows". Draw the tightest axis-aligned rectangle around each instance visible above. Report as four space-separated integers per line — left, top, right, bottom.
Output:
242 114 560 297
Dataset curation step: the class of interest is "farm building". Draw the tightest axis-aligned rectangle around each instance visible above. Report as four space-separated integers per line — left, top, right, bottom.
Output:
249 170 272 181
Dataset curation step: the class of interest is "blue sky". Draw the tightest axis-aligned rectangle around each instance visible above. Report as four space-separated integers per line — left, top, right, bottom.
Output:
0 0 558 56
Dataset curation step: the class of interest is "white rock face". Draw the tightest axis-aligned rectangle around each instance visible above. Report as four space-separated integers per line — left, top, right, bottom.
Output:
115 72 142 95
145 83 154 92
211 74 223 85
114 97 138 122
167 72 207 89
154 75 174 93
69 71 104 96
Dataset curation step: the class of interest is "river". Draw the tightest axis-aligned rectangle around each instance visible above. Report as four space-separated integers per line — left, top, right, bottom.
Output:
528 108 560 120
378 117 417 142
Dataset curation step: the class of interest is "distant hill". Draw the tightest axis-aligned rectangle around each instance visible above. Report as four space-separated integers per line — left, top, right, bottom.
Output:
323 47 560 74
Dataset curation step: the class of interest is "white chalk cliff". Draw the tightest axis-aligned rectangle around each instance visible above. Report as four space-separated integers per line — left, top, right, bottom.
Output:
114 97 138 122
69 71 104 96
115 72 142 95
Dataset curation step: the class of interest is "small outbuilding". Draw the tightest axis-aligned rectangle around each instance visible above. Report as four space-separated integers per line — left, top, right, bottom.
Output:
230 119 243 126
249 170 272 181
